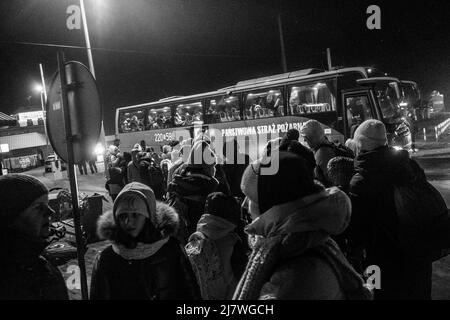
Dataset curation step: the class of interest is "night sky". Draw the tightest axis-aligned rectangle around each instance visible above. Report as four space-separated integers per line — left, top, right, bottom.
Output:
0 0 449 135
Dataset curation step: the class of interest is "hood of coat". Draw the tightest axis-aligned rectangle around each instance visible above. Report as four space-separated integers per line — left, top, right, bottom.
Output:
354 146 414 183
97 201 179 244
195 214 237 240
246 187 351 239
112 182 156 221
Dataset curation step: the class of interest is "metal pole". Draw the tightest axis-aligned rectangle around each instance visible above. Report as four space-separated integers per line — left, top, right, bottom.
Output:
39 91 50 147
57 51 89 300
39 63 50 153
80 0 107 174
327 48 332 70
277 13 287 73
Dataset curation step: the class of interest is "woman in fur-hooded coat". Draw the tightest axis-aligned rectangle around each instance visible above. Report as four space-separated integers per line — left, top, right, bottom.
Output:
90 182 200 300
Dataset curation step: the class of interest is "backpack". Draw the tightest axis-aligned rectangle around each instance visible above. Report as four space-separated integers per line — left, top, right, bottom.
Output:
318 142 355 159
166 192 206 245
185 231 229 300
394 177 450 261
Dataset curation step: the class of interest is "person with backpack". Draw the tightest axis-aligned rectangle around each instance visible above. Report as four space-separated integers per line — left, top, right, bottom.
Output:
186 192 248 300
300 120 354 187
167 140 219 246
138 153 165 201
346 119 448 299
234 151 371 300
91 182 200 300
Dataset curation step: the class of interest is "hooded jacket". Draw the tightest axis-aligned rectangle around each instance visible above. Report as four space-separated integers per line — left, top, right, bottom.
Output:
90 183 200 300
347 146 432 299
233 187 369 300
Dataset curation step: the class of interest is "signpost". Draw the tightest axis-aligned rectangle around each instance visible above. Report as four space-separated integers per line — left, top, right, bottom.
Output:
46 52 102 300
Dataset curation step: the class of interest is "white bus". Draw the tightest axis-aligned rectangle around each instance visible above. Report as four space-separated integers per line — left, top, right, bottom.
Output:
115 66 412 158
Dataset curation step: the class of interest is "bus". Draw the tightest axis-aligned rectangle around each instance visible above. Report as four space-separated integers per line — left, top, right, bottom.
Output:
115 66 412 159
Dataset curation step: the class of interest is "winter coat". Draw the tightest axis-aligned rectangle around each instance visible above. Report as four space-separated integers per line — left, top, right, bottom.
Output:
347 145 432 299
223 153 251 198
187 214 248 299
167 167 219 245
127 161 144 184
91 200 200 300
233 187 368 300
313 140 338 187
0 230 68 300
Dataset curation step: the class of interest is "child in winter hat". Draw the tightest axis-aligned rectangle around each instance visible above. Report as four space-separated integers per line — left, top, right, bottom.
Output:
352 119 387 152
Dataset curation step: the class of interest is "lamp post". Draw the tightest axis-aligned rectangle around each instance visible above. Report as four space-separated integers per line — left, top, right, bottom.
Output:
79 0 107 166
33 84 50 150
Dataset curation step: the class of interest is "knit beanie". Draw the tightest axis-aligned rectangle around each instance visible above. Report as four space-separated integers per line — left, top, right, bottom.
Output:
353 119 387 151
300 119 324 140
0 174 48 225
241 152 318 215
327 156 355 189
204 192 240 226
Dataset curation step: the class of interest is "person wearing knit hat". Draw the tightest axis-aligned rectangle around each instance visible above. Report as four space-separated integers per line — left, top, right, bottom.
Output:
235 151 370 300
352 119 387 152
91 182 200 300
186 192 248 299
347 119 433 299
327 156 355 194
0 174 68 300
300 119 340 187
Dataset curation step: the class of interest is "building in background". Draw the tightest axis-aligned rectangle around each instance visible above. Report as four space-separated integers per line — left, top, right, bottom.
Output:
0 106 52 172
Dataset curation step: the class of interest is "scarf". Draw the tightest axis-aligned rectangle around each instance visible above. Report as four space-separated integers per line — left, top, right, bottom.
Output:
112 237 169 260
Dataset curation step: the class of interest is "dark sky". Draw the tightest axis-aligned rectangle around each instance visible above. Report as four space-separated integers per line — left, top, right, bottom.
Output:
1 0 449 135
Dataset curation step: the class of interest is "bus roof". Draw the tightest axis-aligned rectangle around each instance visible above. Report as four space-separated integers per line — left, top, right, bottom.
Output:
116 66 372 111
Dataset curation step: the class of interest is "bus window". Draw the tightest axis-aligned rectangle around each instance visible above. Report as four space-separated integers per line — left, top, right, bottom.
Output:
344 95 373 138
146 106 172 130
374 81 402 124
118 109 145 133
206 94 240 123
244 88 284 119
174 101 203 127
288 81 336 115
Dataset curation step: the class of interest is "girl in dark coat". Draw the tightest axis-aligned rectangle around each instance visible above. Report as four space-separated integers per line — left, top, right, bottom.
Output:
90 182 200 300
0 174 68 300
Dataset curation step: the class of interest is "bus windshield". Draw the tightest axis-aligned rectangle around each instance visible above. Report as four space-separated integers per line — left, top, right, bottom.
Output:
374 81 403 124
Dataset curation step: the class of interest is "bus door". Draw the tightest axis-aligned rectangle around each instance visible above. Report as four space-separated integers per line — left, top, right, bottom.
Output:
341 89 376 139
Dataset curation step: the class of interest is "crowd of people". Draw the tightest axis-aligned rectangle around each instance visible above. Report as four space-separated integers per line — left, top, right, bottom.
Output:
1 119 450 300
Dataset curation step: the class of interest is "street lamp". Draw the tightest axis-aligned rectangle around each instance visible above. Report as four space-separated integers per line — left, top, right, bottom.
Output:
33 83 50 149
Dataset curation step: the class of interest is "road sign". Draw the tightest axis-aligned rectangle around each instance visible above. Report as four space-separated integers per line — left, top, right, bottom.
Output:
46 61 102 163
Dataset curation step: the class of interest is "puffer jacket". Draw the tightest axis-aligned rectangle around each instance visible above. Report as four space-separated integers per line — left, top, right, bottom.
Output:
0 230 68 300
233 187 369 300
347 146 432 299
90 186 200 300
